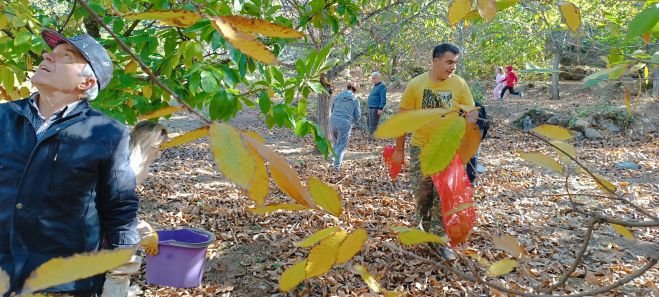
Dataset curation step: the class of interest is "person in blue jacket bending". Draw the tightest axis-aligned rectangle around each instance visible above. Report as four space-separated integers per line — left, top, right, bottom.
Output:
329 83 361 171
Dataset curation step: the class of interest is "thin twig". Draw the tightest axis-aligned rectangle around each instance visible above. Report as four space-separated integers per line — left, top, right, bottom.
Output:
75 0 212 124
504 122 657 221
384 242 657 297
59 1 77 32
542 217 598 292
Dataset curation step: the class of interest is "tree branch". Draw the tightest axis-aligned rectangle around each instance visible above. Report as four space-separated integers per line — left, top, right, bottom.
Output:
75 0 211 124
59 1 77 32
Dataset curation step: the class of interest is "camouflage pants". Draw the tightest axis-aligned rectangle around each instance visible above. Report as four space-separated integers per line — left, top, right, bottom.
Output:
409 146 444 232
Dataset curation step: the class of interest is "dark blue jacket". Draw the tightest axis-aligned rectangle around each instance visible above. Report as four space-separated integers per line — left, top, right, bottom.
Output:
367 82 387 109
0 98 139 294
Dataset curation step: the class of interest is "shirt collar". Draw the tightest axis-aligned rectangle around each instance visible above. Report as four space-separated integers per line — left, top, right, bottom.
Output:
29 93 82 120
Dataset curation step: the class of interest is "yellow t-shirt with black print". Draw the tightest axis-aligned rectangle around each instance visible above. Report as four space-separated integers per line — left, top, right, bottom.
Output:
399 72 474 147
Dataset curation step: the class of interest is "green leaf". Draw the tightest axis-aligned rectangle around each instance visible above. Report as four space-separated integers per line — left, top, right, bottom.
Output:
200 70 218 93
420 113 466 175
307 81 326 94
626 4 659 40
582 69 612 88
495 0 518 10
219 64 240 86
258 91 271 114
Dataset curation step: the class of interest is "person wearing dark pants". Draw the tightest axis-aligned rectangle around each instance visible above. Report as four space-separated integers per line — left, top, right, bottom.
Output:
366 71 387 135
466 101 489 183
499 65 522 99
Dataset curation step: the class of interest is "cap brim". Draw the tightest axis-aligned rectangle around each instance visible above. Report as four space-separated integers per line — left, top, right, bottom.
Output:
42 29 69 49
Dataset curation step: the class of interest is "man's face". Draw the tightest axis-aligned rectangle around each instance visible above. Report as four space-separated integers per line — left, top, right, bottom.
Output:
31 43 93 94
432 52 459 80
371 76 379 84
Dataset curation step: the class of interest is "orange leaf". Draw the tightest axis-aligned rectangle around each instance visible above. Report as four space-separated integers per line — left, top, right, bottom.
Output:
457 123 482 165
242 133 313 207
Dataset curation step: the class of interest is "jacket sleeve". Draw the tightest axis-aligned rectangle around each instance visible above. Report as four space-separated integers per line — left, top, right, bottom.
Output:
379 85 387 109
97 128 140 249
353 97 361 123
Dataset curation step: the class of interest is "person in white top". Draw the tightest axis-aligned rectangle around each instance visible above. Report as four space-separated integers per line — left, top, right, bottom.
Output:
492 66 506 100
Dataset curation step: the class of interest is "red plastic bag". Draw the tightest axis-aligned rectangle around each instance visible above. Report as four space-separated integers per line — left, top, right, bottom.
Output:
383 145 404 180
431 154 476 247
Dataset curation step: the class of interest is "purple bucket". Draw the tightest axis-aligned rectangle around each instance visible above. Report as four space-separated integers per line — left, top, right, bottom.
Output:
146 228 215 288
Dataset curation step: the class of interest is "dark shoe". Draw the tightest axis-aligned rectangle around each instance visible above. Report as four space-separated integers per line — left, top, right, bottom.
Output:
437 246 457 260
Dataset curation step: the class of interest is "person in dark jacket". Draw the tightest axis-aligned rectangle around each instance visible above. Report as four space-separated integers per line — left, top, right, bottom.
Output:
366 71 387 135
329 83 361 171
0 29 139 296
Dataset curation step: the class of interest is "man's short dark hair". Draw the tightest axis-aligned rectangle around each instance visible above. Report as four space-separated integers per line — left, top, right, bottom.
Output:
432 43 461 59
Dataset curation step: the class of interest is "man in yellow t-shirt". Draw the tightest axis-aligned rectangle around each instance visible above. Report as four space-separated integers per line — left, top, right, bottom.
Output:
391 43 476 245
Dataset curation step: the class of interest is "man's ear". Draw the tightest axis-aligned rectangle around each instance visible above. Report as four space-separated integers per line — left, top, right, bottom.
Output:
78 76 96 92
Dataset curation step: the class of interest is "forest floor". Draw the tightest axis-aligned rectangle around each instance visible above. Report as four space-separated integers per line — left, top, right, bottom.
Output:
131 80 657 297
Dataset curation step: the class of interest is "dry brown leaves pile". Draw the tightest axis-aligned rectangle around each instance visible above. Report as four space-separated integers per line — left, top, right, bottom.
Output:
132 82 657 296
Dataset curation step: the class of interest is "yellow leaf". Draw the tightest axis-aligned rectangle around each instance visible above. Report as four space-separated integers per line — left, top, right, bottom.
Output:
242 133 313 207
644 66 649 86
492 235 523 258
18 86 30 98
123 10 201 27
335 229 368 264
210 16 276 64
249 203 308 214
533 124 573 140
421 112 466 175
624 85 631 116
21 248 134 294
487 258 517 277
0 14 8 30
295 226 340 248
550 140 576 164
138 105 184 121
142 86 153 99
219 15 304 38
557 1 581 32
306 230 347 278
125 60 138 74
395 228 448 245
353 264 382 293
308 177 343 217
384 291 406 297
575 169 617 194
465 249 491 266
477 0 497 21
160 126 209 149
593 173 617 194
243 130 265 142
518 152 564 174
374 108 449 139
279 260 307 292
0 268 8 296
610 224 635 240
246 143 268 206
457 123 482 165
448 0 473 26
209 122 256 190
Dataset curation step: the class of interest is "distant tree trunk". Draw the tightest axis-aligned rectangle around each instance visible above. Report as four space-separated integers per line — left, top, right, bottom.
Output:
317 74 333 144
551 49 560 100
653 67 659 99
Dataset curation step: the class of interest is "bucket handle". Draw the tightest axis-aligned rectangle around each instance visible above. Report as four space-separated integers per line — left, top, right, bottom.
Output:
160 228 216 248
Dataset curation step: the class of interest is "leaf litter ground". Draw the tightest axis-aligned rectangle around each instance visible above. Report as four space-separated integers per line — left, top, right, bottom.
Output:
133 81 657 296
